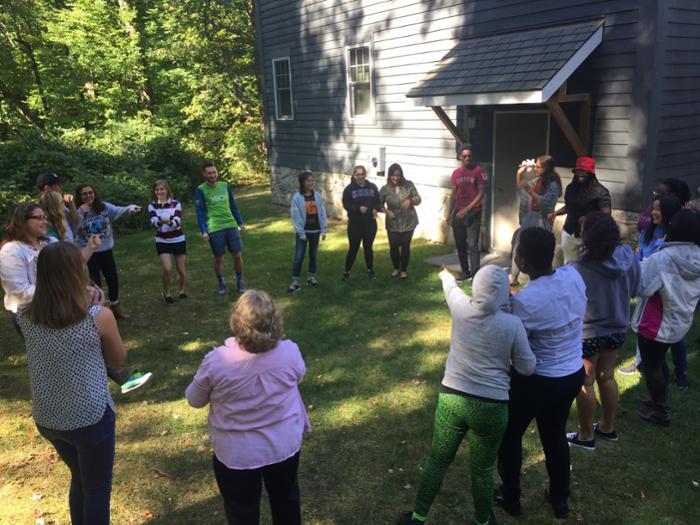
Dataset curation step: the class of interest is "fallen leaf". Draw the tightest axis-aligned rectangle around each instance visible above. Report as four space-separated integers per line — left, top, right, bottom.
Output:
152 468 174 481
404 483 412 490
31 493 42 500
640 490 646 500
201 434 209 441
196 445 206 453
160 429 169 436
143 510 154 521
692 481 699 488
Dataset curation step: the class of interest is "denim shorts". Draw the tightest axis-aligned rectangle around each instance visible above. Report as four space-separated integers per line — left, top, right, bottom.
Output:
208 227 243 256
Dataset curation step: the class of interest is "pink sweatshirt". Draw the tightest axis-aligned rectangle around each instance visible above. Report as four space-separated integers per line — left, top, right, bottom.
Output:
186 338 311 469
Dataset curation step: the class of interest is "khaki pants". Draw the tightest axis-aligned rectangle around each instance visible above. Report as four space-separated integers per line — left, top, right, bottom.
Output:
560 230 583 263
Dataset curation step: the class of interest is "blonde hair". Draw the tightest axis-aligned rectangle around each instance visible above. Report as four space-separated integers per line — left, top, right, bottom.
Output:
230 290 283 354
152 179 174 202
37 191 66 240
25 242 90 328
351 165 367 178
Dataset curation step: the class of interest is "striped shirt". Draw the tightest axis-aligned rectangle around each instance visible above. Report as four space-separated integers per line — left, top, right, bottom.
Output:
148 199 185 244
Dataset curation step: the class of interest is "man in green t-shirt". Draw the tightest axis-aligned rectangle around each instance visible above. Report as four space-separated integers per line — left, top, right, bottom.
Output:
194 162 246 294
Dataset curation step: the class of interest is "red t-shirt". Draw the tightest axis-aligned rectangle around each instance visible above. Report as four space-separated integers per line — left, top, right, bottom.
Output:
450 165 488 210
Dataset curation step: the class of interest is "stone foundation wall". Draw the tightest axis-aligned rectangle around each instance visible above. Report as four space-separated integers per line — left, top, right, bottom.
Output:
269 165 642 246
269 165 454 243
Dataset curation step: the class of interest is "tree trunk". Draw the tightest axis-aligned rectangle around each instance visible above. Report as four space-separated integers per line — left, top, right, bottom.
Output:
115 0 154 114
0 78 45 129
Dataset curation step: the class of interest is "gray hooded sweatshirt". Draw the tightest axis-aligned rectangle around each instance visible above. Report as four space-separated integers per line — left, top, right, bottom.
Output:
570 244 641 339
440 265 536 401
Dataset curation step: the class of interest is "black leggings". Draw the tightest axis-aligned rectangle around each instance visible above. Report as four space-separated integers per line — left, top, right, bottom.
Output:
345 220 377 272
87 250 119 304
638 334 673 418
498 367 584 506
387 229 414 272
213 452 301 525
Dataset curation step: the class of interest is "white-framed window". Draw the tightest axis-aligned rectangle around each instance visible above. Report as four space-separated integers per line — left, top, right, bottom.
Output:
272 57 293 120
345 44 374 122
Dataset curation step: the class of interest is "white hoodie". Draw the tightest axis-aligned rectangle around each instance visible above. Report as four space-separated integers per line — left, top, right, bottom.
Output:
631 242 700 344
440 265 536 401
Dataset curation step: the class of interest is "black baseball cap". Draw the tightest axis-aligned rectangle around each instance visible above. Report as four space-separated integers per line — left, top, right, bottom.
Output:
36 172 63 189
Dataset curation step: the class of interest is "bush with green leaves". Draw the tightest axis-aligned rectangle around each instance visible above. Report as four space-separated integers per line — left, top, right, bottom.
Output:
0 122 203 233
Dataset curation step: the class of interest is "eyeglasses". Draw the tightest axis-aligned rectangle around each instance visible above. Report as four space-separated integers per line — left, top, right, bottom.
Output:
27 214 48 221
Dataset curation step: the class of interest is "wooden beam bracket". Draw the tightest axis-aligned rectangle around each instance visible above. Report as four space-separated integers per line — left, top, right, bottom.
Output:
430 106 467 145
546 96 587 157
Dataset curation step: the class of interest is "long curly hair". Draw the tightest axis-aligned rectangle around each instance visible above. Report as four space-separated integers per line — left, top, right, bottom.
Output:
74 184 105 213
581 211 620 262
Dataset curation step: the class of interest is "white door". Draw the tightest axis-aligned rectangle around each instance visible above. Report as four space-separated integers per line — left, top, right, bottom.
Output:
491 111 550 252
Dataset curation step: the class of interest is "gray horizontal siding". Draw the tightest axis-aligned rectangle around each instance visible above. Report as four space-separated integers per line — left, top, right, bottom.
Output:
256 0 651 208
653 1 700 188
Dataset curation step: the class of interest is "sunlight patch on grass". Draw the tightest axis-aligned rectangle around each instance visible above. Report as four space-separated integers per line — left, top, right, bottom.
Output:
179 339 216 353
310 382 434 430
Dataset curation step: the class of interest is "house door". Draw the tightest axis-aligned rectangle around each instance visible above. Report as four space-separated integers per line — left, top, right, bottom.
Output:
491 111 550 252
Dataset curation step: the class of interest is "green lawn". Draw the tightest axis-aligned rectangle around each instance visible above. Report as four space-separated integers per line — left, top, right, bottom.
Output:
1 185 699 524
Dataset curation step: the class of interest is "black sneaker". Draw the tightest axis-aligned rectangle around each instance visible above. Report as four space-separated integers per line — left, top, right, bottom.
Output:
593 422 619 442
544 489 569 519
342 272 350 282
162 292 174 305
367 269 377 280
494 486 521 516
397 512 425 525
306 276 318 287
287 284 301 294
676 373 689 390
566 431 596 452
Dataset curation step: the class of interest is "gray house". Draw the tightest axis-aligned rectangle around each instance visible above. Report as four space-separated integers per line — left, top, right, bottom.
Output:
253 0 700 251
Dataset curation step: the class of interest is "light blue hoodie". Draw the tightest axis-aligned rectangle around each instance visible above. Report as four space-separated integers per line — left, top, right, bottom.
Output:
290 191 327 236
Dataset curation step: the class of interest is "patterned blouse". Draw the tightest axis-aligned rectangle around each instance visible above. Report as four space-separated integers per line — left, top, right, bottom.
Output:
18 305 115 430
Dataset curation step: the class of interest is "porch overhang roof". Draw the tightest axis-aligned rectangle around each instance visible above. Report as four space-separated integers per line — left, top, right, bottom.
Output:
406 20 604 107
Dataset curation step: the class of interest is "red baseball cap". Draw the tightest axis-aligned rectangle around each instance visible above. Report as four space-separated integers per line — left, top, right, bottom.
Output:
573 156 595 174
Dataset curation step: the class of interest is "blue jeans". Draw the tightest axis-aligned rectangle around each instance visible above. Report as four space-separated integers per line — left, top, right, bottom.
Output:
36 406 116 525
292 232 320 280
